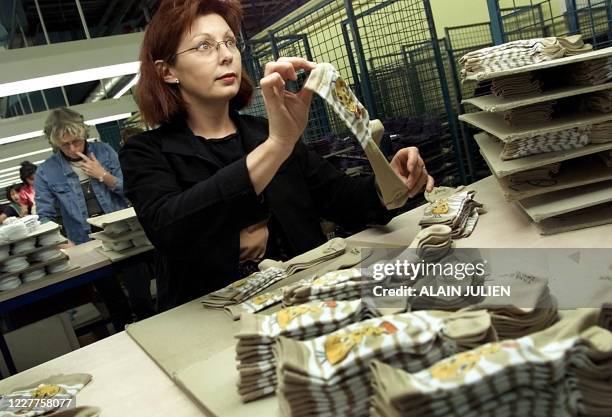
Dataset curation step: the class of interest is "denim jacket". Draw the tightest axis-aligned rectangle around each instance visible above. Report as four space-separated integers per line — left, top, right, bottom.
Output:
35 141 128 244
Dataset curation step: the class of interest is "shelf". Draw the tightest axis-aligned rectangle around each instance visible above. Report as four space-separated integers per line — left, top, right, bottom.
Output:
95 244 153 262
518 179 612 222
495 155 612 201
536 202 612 235
475 132 612 177
87 207 136 228
462 82 612 112
89 229 145 243
463 46 612 82
460 110 612 143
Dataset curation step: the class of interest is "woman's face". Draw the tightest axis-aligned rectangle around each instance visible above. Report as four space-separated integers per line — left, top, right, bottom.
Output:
10 189 19 203
26 175 35 186
168 13 242 106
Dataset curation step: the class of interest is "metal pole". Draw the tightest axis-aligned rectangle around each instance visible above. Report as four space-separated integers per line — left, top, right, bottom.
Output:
341 23 362 98
40 91 49 110
25 93 34 113
343 0 377 118
565 0 579 34
75 0 91 39
35 0 71 105
268 31 280 60
17 95 26 114
424 0 467 183
486 0 506 45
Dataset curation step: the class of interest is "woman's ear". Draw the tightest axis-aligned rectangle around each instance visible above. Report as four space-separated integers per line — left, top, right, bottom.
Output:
155 60 179 85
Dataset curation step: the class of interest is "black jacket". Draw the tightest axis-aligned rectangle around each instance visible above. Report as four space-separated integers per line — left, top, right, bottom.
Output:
119 113 393 310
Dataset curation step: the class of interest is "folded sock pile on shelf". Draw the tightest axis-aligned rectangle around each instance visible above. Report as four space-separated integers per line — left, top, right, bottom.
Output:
491 72 543 97
572 56 612 86
589 120 612 144
235 299 370 402
369 309 609 417
582 89 612 113
276 310 495 417
503 102 555 126
500 126 590 160
419 188 484 239
201 239 348 309
507 162 562 183
461 35 592 81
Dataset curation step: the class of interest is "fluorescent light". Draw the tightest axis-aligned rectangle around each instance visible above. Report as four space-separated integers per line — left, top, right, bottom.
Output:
0 131 45 146
113 74 140 99
0 62 140 98
85 113 132 125
0 148 52 165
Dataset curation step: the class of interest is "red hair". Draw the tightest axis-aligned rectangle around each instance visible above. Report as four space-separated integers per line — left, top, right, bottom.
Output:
136 0 253 126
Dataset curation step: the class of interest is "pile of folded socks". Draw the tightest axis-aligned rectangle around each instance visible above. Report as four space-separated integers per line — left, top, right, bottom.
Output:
202 238 348 309
582 89 612 113
369 309 610 417
282 268 376 307
492 72 543 98
468 271 559 339
507 162 561 183
407 224 453 262
461 35 592 81
235 299 370 402
572 56 612 86
589 121 612 144
504 102 555 126
500 126 590 160
275 310 496 417
419 188 484 239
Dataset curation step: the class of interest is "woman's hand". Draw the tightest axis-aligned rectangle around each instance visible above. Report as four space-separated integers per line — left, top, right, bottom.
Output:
77 152 107 180
390 147 435 198
260 57 316 150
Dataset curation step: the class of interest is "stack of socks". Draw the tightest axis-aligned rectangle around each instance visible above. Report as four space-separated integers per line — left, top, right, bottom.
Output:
491 72 543 98
500 126 590 160
469 271 559 339
282 268 376 307
405 225 453 262
369 309 607 417
461 35 591 81
572 57 612 86
583 89 612 113
504 102 555 126
275 310 496 417
589 121 612 144
202 239 348 309
235 299 370 402
419 190 484 239
225 248 365 320
507 162 561 183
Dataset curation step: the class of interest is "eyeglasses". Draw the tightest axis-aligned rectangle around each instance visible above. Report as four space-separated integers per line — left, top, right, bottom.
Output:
58 138 84 151
173 37 244 61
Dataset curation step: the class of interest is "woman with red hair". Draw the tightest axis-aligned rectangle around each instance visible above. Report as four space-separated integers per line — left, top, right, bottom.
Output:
120 0 433 310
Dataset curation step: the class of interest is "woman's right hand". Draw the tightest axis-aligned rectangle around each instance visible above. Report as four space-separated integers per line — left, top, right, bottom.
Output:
260 57 316 150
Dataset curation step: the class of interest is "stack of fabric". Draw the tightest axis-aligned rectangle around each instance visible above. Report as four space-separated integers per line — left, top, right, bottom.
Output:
406 224 453 262
202 239 348 310
469 271 559 339
572 56 612 86
275 310 495 417
419 189 484 238
491 72 543 97
601 303 612 331
589 120 612 144
282 268 376 307
582 89 612 113
500 126 590 160
235 299 370 402
504 102 555 126
461 35 592 81
369 309 610 417
507 162 561 183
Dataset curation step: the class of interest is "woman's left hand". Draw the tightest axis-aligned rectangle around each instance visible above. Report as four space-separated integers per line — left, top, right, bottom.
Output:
77 152 107 180
390 147 434 198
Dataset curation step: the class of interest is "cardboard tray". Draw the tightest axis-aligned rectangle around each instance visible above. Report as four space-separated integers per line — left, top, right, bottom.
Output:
536 202 612 235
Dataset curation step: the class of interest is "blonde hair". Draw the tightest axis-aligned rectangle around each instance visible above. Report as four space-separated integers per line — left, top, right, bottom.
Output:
44 107 89 148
